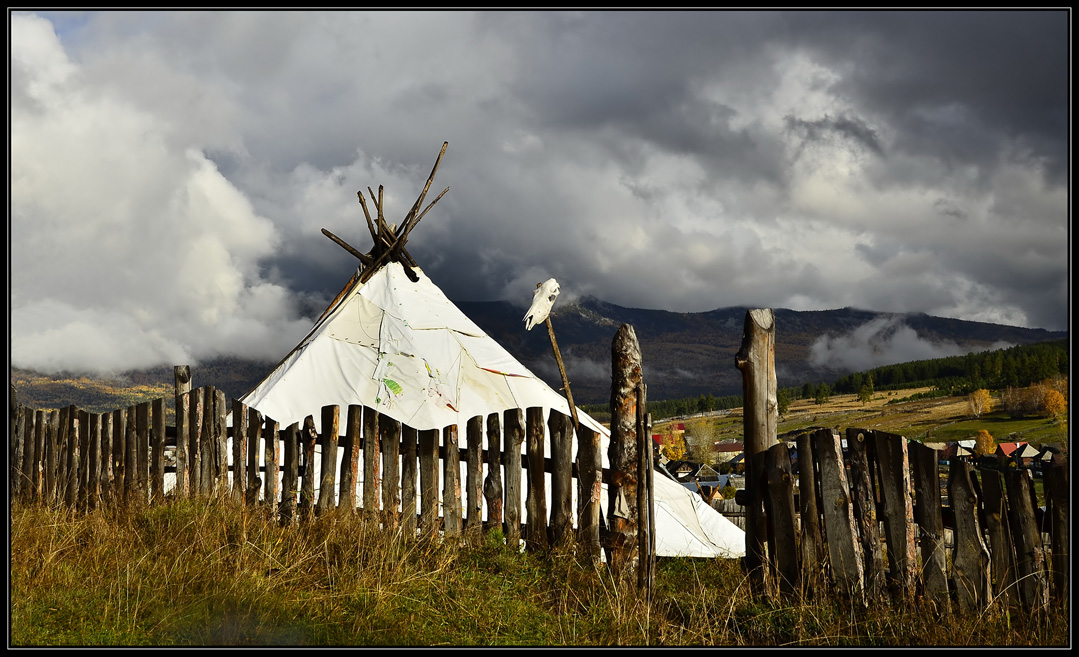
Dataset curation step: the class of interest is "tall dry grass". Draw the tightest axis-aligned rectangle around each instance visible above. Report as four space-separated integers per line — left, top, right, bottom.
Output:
9 499 1068 647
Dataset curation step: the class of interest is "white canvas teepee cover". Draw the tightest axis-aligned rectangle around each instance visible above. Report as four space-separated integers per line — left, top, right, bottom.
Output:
240 261 744 558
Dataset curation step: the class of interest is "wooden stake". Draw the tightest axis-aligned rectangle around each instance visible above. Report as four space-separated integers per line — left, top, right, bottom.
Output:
544 317 580 432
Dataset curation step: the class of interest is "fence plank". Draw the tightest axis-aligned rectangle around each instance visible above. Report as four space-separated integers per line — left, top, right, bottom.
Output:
174 392 188 498
246 408 263 506
56 406 69 506
443 424 463 537
363 407 381 516
15 406 28 501
550 410 573 550
949 459 991 614
67 406 81 508
419 428 439 536
86 413 100 510
99 411 113 505
188 390 203 496
137 401 150 502
979 469 1017 608
381 414 402 529
299 415 316 517
264 417 280 512
798 430 827 595
1043 461 1069 606
232 401 248 502
764 442 799 595
34 410 47 503
280 422 299 525
909 440 950 614
401 426 418 535
844 429 884 599
525 406 547 551
17 407 31 502
214 390 227 493
483 413 503 534
338 405 362 510
873 430 917 600
78 409 91 510
815 428 863 600
503 409 524 549
465 415 484 535
46 409 60 505
576 423 602 562
317 406 339 514
199 387 214 495
151 398 165 502
1003 469 1049 613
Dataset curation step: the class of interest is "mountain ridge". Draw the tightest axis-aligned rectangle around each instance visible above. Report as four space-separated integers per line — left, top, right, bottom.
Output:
10 301 1066 410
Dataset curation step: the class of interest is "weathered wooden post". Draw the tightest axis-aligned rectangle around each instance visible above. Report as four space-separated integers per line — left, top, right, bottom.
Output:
764 442 798 596
280 422 299 525
909 440 950 614
247 408 264 506
401 425 419 536
549 409 573 550
99 411 112 506
46 410 60 506
199 388 214 495
35 411 48 503
66 405 81 508
317 405 339 514
797 429 827 595
380 414 402 529
363 407 381 518
483 412 504 534
213 390 227 493
503 409 525 549
232 400 248 502
263 417 280 512
607 324 642 575
845 428 885 599
151 398 165 502
443 424 463 537
174 366 191 498
14 406 28 502
187 391 203 496
136 401 150 502
299 415 318 517
338 405 362 511
576 422 602 563
525 406 548 551
979 470 1017 608
949 458 990 614
636 384 654 594
815 428 863 603
874 430 918 601
1004 468 1049 614
1044 460 1069 608
418 428 440 536
77 409 90 510
735 309 777 592
465 415 484 535
86 413 100 510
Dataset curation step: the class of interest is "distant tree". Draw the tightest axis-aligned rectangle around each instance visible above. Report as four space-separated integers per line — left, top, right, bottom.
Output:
814 383 831 406
1043 389 1066 418
858 385 873 405
973 429 996 458
777 388 791 416
968 389 993 418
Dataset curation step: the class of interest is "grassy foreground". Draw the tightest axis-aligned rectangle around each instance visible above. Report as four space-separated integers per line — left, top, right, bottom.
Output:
10 499 1067 647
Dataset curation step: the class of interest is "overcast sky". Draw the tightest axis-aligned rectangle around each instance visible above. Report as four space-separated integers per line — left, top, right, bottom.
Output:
9 10 1070 376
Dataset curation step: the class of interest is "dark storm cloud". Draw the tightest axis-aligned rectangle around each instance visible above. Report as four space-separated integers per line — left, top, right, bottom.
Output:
10 10 1068 376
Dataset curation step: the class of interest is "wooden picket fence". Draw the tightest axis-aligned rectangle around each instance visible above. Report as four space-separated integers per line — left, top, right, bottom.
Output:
8 384 613 558
740 426 1069 616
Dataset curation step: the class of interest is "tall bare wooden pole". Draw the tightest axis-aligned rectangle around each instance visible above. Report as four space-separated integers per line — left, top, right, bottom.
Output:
607 324 642 576
544 317 580 432
735 308 777 592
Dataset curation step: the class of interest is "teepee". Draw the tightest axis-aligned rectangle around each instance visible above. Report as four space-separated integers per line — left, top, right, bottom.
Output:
237 143 744 558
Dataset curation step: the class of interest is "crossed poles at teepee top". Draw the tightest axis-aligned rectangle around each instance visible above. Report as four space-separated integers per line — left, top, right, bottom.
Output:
321 141 450 285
